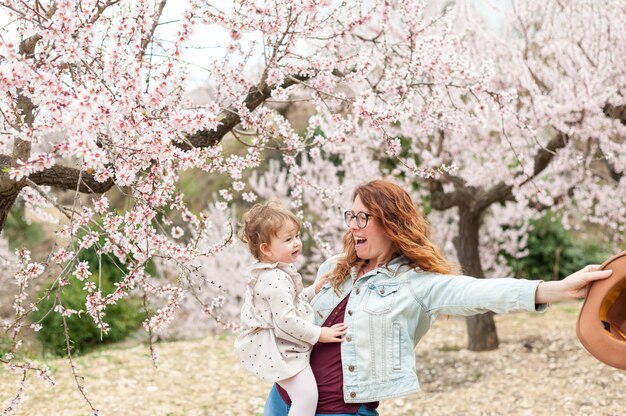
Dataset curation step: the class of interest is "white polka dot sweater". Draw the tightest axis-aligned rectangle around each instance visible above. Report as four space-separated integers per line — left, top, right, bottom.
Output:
234 261 321 382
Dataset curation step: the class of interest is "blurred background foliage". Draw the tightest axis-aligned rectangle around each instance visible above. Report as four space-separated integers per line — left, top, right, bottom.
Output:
4 201 45 250
30 245 145 357
504 213 612 281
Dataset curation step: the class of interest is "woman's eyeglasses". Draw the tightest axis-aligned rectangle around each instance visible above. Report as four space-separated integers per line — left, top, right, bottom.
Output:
343 210 373 229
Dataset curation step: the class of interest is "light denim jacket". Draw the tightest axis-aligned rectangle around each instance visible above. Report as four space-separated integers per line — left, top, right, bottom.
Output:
310 255 545 403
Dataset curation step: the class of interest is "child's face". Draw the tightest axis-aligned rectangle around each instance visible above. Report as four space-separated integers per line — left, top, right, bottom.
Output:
261 222 302 264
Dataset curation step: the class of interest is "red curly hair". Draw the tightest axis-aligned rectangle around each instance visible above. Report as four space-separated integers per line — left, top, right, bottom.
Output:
329 180 456 290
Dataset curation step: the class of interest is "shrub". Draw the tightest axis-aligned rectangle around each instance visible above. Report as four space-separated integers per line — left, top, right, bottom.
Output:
0 334 13 357
4 202 44 250
506 214 611 281
31 247 144 356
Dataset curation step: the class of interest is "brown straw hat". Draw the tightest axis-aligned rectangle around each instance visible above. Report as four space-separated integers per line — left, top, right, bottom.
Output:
576 251 626 370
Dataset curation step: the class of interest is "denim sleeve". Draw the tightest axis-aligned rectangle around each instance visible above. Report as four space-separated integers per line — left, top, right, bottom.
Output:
421 274 545 318
311 255 341 287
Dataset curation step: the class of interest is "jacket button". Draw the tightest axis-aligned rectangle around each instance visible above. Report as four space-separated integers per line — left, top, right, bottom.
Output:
348 365 355 371
379 286 385 294
355 288 360 295
348 310 353 316
350 392 356 398
346 336 352 342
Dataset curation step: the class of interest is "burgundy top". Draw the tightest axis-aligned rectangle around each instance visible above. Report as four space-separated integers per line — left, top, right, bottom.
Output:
277 294 379 413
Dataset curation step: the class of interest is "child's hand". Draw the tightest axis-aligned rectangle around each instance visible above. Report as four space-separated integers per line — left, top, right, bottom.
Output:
318 323 347 343
315 272 331 293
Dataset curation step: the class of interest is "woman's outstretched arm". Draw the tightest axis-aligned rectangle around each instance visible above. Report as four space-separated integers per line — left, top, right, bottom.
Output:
535 265 613 304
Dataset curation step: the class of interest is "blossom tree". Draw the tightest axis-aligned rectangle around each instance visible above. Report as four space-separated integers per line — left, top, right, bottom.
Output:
1 0 624 412
418 0 626 350
0 0 500 412
230 0 626 352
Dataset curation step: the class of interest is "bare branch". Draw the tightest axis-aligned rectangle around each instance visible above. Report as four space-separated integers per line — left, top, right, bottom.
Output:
61 303 99 414
25 178 74 218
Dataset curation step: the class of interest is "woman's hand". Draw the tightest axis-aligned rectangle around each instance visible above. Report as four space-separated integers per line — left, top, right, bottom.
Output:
318 323 347 343
535 265 613 304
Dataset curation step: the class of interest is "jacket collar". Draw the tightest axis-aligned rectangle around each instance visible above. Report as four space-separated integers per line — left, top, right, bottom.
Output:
351 254 414 280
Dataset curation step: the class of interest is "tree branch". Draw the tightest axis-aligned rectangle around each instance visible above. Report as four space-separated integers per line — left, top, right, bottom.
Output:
476 182 515 212
88 0 121 25
28 165 114 193
603 102 626 126
431 131 571 214
12 70 316 194
428 178 467 210
8 73 312 197
19 34 42 57
474 132 570 210
140 0 168 54
177 74 309 151
531 132 569 178
603 158 623 182
530 185 576 212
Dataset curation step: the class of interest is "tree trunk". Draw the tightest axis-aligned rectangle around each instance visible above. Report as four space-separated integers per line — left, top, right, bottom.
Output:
0 187 21 231
454 206 499 351
465 311 498 351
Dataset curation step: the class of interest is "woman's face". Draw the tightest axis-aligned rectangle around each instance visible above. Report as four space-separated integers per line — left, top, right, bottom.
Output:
348 195 396 264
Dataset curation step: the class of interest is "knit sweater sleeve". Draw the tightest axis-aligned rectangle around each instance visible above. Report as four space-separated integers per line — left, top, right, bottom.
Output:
300 285 317 303
256 270 321 345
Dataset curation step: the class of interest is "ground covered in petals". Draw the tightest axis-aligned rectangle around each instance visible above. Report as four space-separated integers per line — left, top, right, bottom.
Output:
1 301 624 415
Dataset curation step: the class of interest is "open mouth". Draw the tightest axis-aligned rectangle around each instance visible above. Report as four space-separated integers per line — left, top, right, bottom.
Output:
292 249 301 256
354 236 367 247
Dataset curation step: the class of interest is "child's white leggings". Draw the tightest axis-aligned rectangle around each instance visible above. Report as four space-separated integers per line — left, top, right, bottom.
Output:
277 365 318 416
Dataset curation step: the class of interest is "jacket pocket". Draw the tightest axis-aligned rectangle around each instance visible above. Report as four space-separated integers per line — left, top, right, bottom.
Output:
311 284 334 324
392 322 401 370
362 282 400 315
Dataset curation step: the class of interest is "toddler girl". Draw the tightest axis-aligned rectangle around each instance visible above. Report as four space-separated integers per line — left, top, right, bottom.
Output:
234 201 346 416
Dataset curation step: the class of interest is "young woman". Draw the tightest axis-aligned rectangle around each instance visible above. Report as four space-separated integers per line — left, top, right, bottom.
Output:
263 180 612 415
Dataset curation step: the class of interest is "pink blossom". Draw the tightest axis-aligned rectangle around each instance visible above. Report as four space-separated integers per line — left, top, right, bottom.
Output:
73 261 91 281
51 248 75 264
242 192 257 203
171 226 184 239
93 196 110 214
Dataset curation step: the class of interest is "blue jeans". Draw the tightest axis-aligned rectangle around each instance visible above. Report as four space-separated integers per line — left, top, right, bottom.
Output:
264 384 379 416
